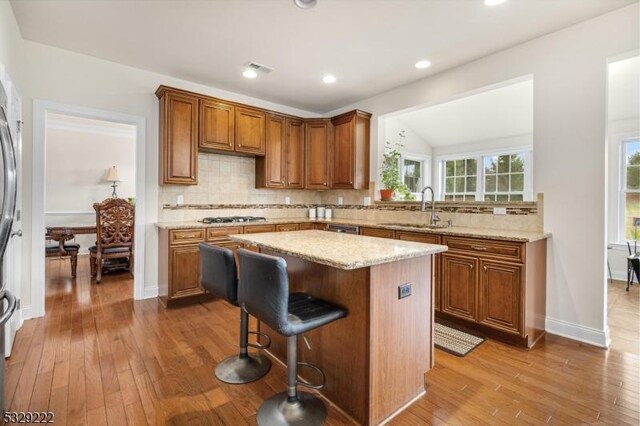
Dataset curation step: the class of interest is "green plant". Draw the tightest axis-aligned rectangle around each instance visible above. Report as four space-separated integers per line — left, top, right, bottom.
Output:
380 131 415 201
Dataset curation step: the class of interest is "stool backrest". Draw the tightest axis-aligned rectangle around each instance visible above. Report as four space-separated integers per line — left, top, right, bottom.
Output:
237 249 289 335
199 243 238 304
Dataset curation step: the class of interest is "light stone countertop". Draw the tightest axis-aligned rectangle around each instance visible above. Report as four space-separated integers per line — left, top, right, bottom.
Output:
229 230 448 270
155 217 550 242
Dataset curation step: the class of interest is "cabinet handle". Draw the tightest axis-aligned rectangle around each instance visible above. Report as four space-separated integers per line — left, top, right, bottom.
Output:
483 266 487 271
471 246 487 251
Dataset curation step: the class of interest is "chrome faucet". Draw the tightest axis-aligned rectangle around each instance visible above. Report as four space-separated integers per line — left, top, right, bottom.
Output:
421 186 440 226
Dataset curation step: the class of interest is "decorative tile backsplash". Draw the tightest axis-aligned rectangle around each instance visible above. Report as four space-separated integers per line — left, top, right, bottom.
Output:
158 152 543 232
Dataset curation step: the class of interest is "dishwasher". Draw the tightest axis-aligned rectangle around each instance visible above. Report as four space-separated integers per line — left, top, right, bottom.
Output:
326 224 359 234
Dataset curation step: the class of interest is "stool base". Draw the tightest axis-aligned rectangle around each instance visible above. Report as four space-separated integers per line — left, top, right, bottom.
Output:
214 353 271 384
257 391 326 426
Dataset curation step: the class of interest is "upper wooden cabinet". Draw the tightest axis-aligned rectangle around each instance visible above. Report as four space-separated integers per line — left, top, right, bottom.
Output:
157 88 198 185
235 106 266 155
305 119 332 190
199 99 235 152
256 116 305 189
331 110 371 190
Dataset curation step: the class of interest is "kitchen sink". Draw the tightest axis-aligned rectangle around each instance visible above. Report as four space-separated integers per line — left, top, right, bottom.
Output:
379 222 450 229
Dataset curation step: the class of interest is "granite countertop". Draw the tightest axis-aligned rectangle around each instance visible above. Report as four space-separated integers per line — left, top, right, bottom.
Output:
155 218 549 242
229 230 448 270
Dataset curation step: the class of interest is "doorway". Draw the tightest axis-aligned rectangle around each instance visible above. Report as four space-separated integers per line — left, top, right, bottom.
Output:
31 101 146 319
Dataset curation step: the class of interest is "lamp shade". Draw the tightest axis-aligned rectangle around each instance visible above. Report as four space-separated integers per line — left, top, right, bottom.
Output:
105 166 120 182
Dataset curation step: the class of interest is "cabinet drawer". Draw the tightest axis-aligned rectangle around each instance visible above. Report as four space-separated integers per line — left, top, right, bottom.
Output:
206 226 243 242
298 222 314 230
360 227 395 239
276 223 300 232
244 224 276 234
396 231 440 245
442 236 524 262
170 229 205 245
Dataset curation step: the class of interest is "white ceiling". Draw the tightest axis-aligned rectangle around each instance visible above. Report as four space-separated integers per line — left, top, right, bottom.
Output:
608 55 640 122
395 79 533 147
10 0 636 113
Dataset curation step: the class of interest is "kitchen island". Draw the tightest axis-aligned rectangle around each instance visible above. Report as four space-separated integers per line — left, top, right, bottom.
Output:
229 230 447 425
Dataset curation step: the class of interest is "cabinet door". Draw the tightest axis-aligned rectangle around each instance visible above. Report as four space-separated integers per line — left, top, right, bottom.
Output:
286 118 305 188
331 114 355 188
264 114 286 187
199 99 234 151
360 227 395 239
235 106 265 155
305 121 331 189
169 245 204 299
161 92 198 184
441 253 477 321
478 260 523 334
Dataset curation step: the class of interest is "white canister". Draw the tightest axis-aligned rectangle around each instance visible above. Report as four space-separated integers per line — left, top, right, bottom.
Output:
309 208 317 219
325 208 332 219
317 206 326 218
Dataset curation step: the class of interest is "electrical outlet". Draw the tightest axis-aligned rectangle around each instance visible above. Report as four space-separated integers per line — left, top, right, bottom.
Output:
493 207 507 215
176 195 184 205
398 283 412 299
634 217 640 227
363 196 371 206
285 196 291 205
337 196 344 205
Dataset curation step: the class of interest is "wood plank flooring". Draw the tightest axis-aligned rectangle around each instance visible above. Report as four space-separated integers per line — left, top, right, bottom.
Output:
4 257 639 425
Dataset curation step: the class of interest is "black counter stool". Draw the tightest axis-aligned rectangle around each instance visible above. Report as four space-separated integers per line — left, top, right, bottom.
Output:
199 243 271 384
237 249 347 426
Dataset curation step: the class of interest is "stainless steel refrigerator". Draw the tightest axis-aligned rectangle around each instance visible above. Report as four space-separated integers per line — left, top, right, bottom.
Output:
0 81 19 413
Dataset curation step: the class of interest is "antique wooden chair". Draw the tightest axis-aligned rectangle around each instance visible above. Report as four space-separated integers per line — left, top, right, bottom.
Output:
45 227 80 278
89 198 134 283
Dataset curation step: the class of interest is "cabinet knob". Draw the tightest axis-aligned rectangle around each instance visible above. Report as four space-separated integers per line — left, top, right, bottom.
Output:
483 266 487 271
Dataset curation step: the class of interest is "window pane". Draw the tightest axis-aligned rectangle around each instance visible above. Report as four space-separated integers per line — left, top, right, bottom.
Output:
466 176 476 192
496 194 509 201
444 194 454 200
466 159 477 175
445 161 455 177
445 177 454 192
403 159 421 193
484 156 497 174
484 195 496 201
510 194 523 201
511 154 525 173
485 175 496 192
498 174 509 192
455 160 465 173
627 166 640 190
510 173 524 191
455 177 465 192
463 195 476 201
626 192 640 240
497 155 510 173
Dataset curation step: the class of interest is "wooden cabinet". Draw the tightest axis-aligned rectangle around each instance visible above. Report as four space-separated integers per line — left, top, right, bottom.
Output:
438 235 546 348
199 99 235 152
299 222 315 230
305 119 332 189
169 245 203 299
360 227 395 239
441 253 477 322
285 118 305 188
244 224 276 234
235 106 265 155
478 259 522 334
331 110 371 190
276 223 300 232
157 88 198 185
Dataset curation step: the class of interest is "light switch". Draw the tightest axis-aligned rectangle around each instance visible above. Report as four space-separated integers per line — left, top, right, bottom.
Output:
177 195 184 205
285 196 291 205
363 197 371 206
337 196 344 205
493 207 507 215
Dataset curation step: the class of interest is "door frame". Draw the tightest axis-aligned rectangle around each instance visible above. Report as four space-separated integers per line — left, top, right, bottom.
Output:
30 100 146 318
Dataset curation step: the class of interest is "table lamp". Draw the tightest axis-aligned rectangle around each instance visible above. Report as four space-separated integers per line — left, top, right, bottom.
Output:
105 166 120 198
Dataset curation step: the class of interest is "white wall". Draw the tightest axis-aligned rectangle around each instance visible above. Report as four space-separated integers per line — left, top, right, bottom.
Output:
327 4 640 346
384 116 432 156
0 0 21 85
0 0 318 311
45 114 136 253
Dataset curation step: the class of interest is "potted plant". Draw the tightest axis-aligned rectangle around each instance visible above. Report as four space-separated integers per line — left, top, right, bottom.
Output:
380 131 414 201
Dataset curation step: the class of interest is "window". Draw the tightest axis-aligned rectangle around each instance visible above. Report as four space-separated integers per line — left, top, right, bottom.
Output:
483 153 525 201
443 158 477 201
401 154 430 198
439 150 532 201
623 139 640 240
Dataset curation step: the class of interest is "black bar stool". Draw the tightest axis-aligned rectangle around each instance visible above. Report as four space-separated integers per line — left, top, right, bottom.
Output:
199 243 271 384
237 249 347 426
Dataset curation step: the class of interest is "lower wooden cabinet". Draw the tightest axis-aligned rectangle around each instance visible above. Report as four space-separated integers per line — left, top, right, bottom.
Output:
168 244 203 300
478 259 522 334
441 253 477 322
360 227 395 239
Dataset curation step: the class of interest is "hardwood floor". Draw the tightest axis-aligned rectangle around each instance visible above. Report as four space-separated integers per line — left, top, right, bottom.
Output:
4 258 639 425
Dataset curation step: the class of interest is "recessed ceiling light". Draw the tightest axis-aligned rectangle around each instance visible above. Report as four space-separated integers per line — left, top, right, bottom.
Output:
484 0 507 6
322 74 337 84
242 69 258 79
294 0 317 9
414 60 431 69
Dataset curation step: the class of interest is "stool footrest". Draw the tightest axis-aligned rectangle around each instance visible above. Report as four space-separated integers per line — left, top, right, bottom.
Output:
248 330 271 350
296 362 325 390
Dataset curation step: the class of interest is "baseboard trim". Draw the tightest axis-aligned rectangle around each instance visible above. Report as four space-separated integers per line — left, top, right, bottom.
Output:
143 286 158 299
610 270 627 281
21 304 44 321
545 317 610 348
